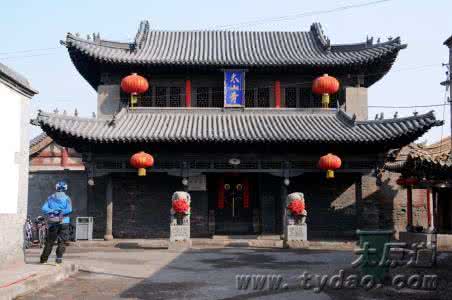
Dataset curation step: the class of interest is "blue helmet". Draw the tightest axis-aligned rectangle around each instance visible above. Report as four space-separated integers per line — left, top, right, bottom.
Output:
55 180 68 192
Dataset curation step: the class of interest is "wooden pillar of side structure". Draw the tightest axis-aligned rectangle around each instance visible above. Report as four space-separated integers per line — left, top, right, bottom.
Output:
281 179 288 238
427 189 433 231
355 175 363 228
406 186 413 231
432 189 439 233
104 175 114 241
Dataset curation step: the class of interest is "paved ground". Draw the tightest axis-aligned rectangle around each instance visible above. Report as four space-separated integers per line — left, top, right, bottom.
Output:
19 244 452 300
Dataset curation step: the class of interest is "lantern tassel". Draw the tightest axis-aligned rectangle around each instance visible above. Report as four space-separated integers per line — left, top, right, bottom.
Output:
138 168 146 176
130 94 138 109
326 170 334 179
322 93 330 108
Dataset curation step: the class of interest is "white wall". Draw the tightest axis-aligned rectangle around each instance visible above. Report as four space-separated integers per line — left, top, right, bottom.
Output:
0 78 31 267
0 83 22 214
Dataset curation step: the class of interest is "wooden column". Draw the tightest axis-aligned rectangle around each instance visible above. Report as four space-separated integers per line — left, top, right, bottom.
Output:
427 189 432 230
61 147 69 168
104 176 114 240
432 189 439 233
406 186 413 231
355 175 363 228
281 179 288 237
185 79 191 107
274 80 281 108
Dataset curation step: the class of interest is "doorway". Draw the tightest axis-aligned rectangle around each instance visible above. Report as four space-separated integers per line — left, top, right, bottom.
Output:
212 174 255 234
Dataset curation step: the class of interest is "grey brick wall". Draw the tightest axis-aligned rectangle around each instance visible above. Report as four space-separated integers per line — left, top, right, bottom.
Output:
89 173 210 238
365 172 429 237
190 190 209 237
260 174 280 233
27 171 88 222
86 171 422 240
290 173 358 239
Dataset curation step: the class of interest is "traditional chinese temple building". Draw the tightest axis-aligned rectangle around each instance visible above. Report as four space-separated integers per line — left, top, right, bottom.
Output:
33 21 441 240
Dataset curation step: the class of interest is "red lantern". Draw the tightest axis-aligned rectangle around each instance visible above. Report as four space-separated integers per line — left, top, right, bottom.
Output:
312 74 340 108
318 153 342 179
287 199 306 216
121 73 149 108
130 151 154 176
172 198 190 214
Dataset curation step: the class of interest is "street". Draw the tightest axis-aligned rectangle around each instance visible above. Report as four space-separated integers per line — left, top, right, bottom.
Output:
18 245 452 300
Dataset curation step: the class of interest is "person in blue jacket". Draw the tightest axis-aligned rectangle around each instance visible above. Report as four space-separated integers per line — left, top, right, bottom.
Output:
40 180 72 264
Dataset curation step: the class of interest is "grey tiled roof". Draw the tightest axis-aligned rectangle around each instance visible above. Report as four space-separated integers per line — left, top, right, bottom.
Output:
65 21 405 69
0 62 38 95
34 108 440 146
30 132 48 147
29 132 53 155
385 149 452 176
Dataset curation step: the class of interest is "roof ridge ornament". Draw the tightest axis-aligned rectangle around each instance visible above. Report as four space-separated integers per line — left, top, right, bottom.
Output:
310 22 331 50
134 20 150 50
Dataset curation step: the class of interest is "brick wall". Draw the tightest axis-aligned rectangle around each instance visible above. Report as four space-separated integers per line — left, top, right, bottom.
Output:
363 172 429 237
28 171 88 222
87 171 426 240
90 173 209 238
260 174 281 233
290 173 357 239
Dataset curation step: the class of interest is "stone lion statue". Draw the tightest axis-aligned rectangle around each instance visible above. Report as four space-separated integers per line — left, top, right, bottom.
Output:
170 191 191 225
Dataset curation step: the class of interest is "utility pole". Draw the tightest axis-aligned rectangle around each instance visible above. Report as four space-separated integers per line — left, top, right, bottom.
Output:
441 35 452 149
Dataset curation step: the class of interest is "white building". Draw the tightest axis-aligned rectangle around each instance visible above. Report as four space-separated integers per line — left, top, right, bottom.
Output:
0 62 37 267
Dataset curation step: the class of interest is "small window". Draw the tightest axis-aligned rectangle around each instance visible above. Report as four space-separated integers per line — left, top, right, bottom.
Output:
285 87 297 108
196 87 209 107
169 87 181 107
257 88 270 107
245 89 255 107
300 87 314 108
138 88 152 107
211 87 224 107
155 87 167 107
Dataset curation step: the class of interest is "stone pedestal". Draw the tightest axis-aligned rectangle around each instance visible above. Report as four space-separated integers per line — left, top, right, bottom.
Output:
169 191 191 251
284 224 308 248
399 231 436 247
283 193 308 248
286 223 307 241
170 224 190 242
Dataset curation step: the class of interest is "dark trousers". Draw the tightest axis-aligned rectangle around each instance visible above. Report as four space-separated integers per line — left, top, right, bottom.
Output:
40 223 69 262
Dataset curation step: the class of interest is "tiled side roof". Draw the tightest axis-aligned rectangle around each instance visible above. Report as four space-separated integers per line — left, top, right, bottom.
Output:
384 136 451 175
65 21 404 68
33 108 440 146
29 132 53 156
0 62 38 96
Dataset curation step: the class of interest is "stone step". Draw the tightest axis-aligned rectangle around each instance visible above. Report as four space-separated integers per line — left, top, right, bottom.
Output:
212 235 281 240
69 238 354 250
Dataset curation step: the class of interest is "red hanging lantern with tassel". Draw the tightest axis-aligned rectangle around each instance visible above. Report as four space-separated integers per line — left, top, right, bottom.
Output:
312 74 340 108
121 73 149 108
130 151 154 176
318 153 342 179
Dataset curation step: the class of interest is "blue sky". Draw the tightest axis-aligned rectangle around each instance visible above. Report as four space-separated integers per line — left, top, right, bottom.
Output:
1 0 451 143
